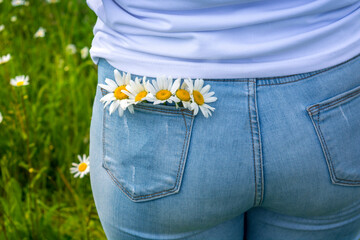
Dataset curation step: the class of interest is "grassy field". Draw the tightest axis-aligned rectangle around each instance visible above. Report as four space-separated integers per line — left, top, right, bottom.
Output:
0 0 106 239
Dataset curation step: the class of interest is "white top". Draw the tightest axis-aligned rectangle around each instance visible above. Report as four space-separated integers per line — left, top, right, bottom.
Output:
86 0 360 78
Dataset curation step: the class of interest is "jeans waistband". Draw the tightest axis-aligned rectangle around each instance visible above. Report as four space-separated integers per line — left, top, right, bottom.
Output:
201 53 360 86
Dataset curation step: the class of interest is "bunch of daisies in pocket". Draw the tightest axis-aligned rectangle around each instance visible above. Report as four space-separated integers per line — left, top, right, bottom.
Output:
99 69 217 118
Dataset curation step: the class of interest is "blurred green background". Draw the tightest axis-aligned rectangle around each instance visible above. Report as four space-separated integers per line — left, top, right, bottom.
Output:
0 0 106 239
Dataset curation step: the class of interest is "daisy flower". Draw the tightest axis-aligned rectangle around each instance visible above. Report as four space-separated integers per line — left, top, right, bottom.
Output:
80 46 89 59
145 76 180 105
0 25 4 32
185 78 217 118
34 27 46 38
10 75 29 87
66 44 76 54
0 112 3 124
70 154 90 178
122 76 149 105
98 69 134 117
0 54 11 65
11 0 26 6
173 79 192 110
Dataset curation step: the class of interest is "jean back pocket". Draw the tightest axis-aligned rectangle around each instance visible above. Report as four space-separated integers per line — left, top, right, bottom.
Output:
101 90 195 202
306 85 360 186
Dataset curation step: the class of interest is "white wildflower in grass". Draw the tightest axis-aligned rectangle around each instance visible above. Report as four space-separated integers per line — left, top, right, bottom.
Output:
122 76 149 105
173 79 192 110
0 25 4 32
70 154 90 178
10 75 29 87
98 69 134 117
0 112 3 124
46 0 59 3
80 46 89 59
10 16 17 22
11 0 27 6
66 44 76 54
0 0 3 4
0 54 11 65
185 78 217 118
145 76 180 105
34 27 46 38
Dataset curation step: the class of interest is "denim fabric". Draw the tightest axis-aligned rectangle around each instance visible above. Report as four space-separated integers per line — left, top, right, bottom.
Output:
90 55 360 240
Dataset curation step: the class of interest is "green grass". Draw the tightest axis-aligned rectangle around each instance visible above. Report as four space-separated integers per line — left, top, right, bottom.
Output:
0 0 106 239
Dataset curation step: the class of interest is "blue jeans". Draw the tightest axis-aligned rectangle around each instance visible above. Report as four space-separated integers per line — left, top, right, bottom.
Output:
90 55 360 240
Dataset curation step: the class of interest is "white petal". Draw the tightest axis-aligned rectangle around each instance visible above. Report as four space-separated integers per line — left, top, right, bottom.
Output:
200 84 211 95
98 83 114 93
157 76 164 90
118 107 124 117
167 76 173 90
180 81 188 90
103 100 112 109
171 78 181 94
125 72 131 85
203 91 215 98
109 101 120 115
114 69 123 86
191 103 199 115
128 105 134 114
120 100 129 110
184 78 193 92
199 105 210 118
105 78 118 90
100 93 116 102
122 89 135 98
153 100 163 105
169 96 178 103
183 101 192 110
10 79 17 86
204 96 217 103
146 82 157 95
152 79 159 92
202 103 215 111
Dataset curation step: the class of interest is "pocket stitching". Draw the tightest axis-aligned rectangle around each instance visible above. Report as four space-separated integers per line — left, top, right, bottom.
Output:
315 111 360 184
101 106 194 201
101 88 194 116
307 87 360 114
135 104 193 116
307 90 360 185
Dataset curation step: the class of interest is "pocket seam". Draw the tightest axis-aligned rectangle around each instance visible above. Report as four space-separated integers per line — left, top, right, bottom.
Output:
101 106 194 201
306 86 360 186
313 111 360 185
101 88 194 116
307 87 360 115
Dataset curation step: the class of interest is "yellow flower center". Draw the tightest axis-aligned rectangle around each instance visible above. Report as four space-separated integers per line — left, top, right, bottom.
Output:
156 90 172 100
193 90 204 105
16 81 24 86
176 89 190 101
135 90 147 102
114 85 128 100
78 162 88 172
